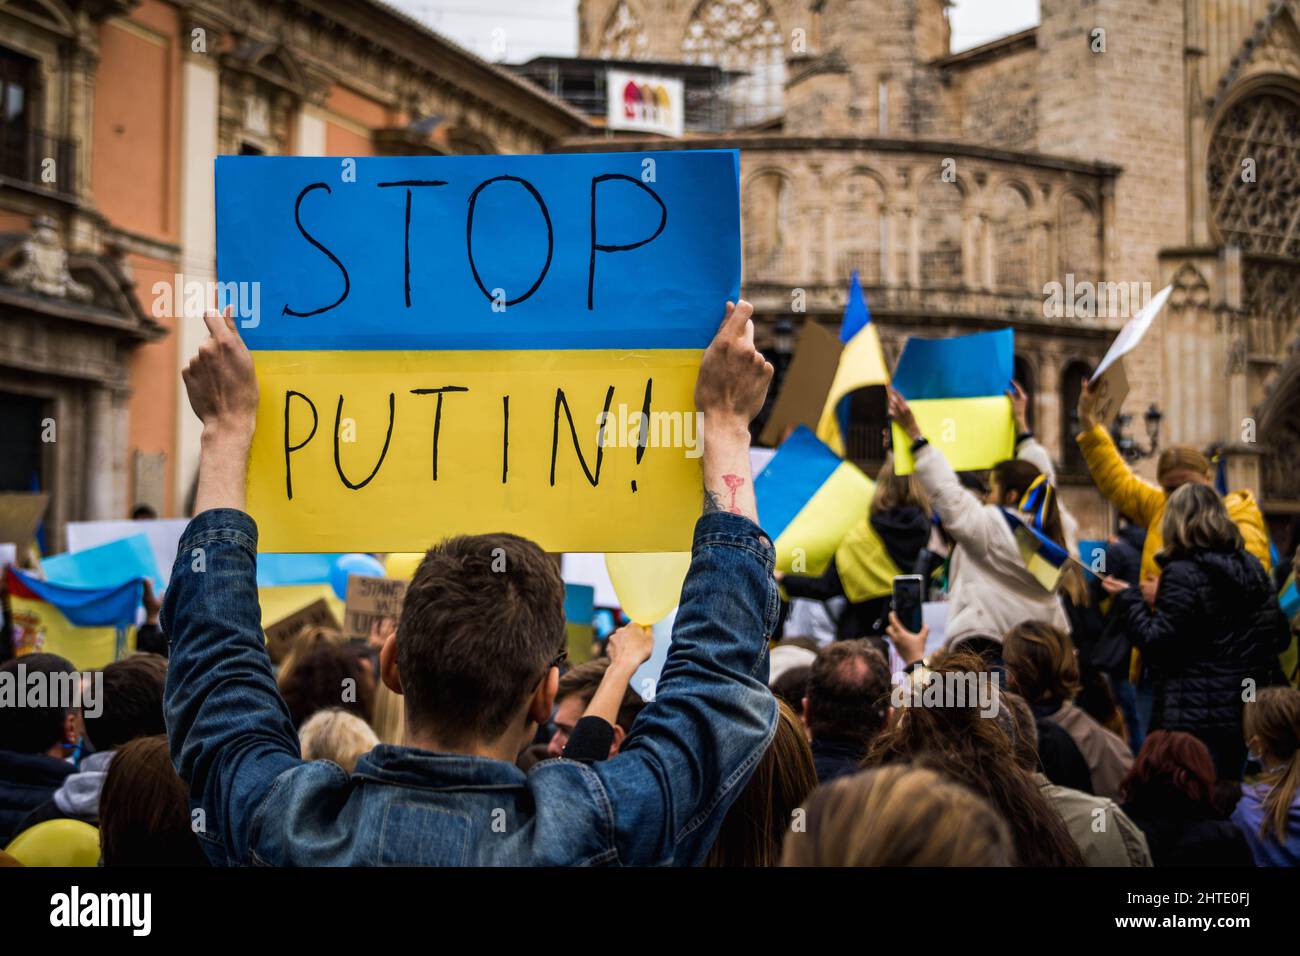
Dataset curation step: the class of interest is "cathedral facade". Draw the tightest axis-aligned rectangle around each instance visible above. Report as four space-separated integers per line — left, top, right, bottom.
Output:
570 0 1300 544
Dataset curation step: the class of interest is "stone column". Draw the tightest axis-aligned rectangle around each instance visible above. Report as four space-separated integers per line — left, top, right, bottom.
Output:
84 386 115 520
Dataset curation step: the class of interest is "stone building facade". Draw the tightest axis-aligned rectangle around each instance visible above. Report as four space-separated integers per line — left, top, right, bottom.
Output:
571 0 1300 544
0 0 588 546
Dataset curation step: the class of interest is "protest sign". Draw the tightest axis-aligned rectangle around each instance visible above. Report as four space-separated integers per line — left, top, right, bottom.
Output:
215 151 740 553
0 494 48 551
264 597 340 664
759 319 843 447
42 534 161 590
890 329 1016 474
66 519 188 587
1090 284 1172 426
342 575 408 642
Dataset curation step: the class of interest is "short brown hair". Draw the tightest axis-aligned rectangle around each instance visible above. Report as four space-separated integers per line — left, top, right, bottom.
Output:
84 654 167 751
1002 620 1080 706
99 735 207 866
556 659 645 731
397 533 566 744
805 641 890 745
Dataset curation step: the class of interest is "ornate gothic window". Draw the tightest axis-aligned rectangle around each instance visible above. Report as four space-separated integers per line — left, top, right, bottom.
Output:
681 0 784 126
600 1 650 60
1208 91 1300 357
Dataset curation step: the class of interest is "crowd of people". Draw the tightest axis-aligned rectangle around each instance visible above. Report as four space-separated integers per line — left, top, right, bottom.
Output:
1 301 1298 868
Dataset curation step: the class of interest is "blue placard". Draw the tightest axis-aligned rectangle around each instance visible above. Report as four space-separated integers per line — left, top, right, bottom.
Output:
215 150 741 351
892 328 1015 400
42 534 160 590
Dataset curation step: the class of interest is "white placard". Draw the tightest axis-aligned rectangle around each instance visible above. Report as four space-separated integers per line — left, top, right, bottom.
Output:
1094 284 1173 378
65 519 190 588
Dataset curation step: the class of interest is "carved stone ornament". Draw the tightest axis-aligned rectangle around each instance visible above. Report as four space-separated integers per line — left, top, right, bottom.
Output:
3 216 93 302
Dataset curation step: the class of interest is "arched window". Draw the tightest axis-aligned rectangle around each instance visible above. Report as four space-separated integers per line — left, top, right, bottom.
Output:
599 1 650 60
1057 193 1100 284
1061 361 1091 473
681 0 784 126
743 171 789 277
918 174 964 288
834 170 885 284
991 183 1032 291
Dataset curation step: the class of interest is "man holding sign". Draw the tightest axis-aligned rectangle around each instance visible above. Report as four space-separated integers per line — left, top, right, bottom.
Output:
162 298 776 866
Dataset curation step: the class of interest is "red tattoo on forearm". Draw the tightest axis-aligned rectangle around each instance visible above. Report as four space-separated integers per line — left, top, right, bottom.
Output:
723 474 745 514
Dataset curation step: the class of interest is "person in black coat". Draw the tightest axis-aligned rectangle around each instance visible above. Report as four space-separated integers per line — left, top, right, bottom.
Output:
782 459 930 642
1120 729 1253 867
1107 483 1290 781
0 654 78 845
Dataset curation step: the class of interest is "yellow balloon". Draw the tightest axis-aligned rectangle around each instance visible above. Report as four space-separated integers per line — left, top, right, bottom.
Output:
5 818 100 867
385 552 425 580
604 552 692 626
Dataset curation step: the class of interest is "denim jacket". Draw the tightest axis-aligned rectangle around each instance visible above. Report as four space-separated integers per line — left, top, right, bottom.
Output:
162 508 779 866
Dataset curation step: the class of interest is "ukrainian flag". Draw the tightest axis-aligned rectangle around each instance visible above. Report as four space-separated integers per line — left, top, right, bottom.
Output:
5 567 141 670
754 426 875 576
890 328 1016 475
1002 476 1070 592
816 272 889 456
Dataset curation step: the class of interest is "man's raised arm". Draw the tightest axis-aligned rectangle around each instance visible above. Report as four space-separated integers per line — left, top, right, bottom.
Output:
161 308 302 865
592 300 780 865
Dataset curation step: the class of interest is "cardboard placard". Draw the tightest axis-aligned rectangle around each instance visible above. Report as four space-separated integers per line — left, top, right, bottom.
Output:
0 493 49 547
264 597 340 664
342 575 408 642
1089 358 1129 429
759 320 843 447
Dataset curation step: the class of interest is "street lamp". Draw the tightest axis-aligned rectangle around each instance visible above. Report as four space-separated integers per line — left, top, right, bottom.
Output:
1111 403 1163 461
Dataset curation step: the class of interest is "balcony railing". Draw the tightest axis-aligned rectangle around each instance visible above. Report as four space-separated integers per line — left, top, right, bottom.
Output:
0 129 77 197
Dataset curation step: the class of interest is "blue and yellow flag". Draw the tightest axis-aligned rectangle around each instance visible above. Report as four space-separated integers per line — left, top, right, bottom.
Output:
890 328 1016 475
216 151 741 554
816 271 889 455
5 567 141 669
1001 476 1070 592
754 426 874 576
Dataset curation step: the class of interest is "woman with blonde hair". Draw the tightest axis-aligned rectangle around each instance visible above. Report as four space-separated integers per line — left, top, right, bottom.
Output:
1232 687 1300 865
705 699 818 867
781 764 1014 866
299 708 380 773
781 454 931 642
1109 482 1290 780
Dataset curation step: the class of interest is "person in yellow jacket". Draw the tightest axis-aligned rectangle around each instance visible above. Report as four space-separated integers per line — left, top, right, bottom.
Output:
1076 381 1272 597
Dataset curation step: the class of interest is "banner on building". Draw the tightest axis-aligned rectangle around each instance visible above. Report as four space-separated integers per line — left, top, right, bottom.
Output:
607 70 685 137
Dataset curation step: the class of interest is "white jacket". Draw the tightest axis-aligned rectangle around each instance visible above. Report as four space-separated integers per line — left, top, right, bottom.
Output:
913 442 1070 646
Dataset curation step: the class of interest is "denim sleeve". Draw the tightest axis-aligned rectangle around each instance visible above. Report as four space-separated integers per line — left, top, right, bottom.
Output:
160 508 302 865
592 511 780 865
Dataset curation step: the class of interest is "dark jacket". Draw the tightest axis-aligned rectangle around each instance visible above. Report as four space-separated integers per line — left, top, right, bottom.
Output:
1118 547 1289 776
810 737 869 784
0 750 74 845
1121 793 1254 867
1091 524 1147 675
783 505 930 642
